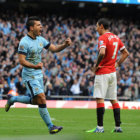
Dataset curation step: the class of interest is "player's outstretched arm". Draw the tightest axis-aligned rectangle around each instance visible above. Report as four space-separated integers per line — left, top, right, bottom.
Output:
48 38 72 53
18 54 43 69
115 48 129 68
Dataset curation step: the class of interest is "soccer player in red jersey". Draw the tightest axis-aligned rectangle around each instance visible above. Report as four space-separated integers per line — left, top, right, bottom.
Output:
87 18 129 133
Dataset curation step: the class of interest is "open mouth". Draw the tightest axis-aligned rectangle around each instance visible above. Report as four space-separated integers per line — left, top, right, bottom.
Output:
39 29 43 34
38 30 42 35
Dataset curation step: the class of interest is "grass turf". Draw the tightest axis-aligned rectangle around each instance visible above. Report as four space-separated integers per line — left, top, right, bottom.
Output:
0 108 140 140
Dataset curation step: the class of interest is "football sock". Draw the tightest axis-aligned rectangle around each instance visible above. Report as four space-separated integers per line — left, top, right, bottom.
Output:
97 103 105 127
9 96 32 104
112 103 121 127
97 126 104 129
38 104 53 130
115 126 121 130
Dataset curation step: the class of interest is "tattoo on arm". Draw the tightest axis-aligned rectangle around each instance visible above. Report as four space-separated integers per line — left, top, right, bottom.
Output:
56 44 67 52
95 54 104 67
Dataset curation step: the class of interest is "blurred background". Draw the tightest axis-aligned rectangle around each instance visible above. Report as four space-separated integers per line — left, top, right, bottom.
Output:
0 0 140 101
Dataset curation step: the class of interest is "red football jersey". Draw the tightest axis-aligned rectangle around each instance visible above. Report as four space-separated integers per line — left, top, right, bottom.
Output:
96 32 125 75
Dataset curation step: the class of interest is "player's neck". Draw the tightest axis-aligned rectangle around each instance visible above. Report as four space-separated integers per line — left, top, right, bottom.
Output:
102 30 110 35
27 32 36 40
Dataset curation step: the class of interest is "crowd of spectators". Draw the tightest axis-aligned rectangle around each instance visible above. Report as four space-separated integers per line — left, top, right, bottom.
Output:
0 12 140 101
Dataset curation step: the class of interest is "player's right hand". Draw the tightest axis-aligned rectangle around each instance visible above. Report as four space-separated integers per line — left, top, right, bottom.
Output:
64 38 72 47
91 65 103 73
115 62 119 68
35 62 43 69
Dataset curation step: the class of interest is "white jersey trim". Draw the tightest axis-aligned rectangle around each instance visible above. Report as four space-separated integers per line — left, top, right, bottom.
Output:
103 32 111 35
120 46 125 51
99 45 106 49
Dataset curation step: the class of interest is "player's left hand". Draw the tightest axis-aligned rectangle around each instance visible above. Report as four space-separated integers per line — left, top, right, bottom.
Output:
64 38 72 47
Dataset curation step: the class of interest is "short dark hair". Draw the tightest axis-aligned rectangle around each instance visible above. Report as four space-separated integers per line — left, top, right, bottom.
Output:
26 16 40 31
97 18 110 29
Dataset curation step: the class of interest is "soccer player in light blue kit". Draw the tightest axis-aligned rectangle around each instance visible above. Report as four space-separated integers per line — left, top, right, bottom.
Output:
5 16 71 134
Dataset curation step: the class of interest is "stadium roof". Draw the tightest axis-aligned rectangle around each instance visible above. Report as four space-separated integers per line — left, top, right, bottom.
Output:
66 0 140 5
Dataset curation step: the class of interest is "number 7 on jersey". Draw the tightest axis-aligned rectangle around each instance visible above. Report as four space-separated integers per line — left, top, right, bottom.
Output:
112 42 118 59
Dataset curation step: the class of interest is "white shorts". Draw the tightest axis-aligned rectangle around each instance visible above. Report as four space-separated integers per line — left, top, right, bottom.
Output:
93 72 117 100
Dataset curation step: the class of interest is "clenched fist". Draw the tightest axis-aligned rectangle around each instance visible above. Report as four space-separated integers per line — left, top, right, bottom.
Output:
35 62 43 69
64 38 72 47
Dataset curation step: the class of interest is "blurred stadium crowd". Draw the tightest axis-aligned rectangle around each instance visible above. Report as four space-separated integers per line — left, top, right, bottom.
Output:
0 12 140 101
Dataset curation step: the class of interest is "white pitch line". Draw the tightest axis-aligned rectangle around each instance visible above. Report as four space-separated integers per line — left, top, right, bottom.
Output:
0 127 46 130
0 114 56 120
122 122 137 126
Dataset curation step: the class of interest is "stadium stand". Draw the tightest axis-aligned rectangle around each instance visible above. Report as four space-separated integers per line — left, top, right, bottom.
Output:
0 0 140 101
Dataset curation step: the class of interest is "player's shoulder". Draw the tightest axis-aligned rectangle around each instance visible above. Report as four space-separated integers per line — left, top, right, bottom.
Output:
37 36 46 41
105 32 120 41
108 32 119 38
105 32 115 37
19 35 29 44
99 33 108 40
37 36 50 46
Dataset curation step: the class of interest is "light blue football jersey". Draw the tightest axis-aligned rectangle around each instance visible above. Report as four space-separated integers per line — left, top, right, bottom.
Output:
18 35 50 82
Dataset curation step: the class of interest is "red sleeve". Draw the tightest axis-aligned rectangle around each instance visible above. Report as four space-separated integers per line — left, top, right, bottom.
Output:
119 39 125 51
98 36 107 50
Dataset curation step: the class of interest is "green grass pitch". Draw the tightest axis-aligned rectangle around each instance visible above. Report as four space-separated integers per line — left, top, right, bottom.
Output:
0 108 140 140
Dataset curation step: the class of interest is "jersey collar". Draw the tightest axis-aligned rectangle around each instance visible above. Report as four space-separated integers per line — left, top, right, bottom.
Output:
103 32 111 35
27 34 36 40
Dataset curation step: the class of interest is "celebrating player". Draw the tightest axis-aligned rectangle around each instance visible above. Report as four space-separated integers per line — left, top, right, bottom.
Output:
5 16 71 134
87 18 129 133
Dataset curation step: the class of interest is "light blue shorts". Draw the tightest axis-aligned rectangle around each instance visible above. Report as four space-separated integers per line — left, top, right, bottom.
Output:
24 77 44 98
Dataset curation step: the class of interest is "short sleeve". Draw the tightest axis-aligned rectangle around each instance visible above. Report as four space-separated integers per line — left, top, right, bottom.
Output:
42 37 51 50
18 39 28 55
98 36 106 50
119 39 125 51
